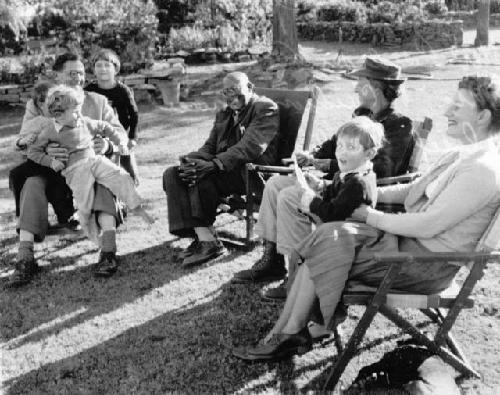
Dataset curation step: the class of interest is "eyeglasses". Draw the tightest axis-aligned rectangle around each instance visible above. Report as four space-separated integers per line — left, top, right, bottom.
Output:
221 87 241 99
66 70 85 79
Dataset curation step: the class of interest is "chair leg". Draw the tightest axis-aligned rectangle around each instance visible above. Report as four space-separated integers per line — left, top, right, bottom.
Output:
379 305 480 378
323 303 381 391
422 309 474 370
244 165 254 246
323 262 404 391
333 325 344 354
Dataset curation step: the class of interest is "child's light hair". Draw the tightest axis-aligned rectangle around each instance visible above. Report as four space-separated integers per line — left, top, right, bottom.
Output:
32 80 55 113
46 85 84 117
337 116 385 151
91 48 121 73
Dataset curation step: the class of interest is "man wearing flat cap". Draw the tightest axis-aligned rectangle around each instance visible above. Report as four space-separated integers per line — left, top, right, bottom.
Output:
163 72 280 268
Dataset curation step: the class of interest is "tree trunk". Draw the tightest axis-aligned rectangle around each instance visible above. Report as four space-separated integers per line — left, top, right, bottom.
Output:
272 0 299 61
475 0 490 46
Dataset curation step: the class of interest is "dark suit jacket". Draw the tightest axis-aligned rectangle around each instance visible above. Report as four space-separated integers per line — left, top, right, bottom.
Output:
188 94 280 173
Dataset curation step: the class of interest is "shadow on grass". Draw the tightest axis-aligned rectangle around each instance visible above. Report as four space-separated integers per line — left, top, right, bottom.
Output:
1 238 234 341
1 248 325 394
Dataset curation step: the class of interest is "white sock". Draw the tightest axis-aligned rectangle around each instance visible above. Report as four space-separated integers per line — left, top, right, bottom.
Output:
97 213 116 231
194 227 216 242
19 230 35 242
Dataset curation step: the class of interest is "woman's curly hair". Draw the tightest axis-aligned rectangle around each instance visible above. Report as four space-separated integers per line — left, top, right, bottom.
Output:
368 79 403 104
459 75 500 131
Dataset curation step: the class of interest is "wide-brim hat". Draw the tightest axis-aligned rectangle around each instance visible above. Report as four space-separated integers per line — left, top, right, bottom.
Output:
348 57 406 83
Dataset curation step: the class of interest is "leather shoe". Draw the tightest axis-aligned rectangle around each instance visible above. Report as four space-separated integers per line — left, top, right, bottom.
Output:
232 240 286 283
94 252 119 277
232 327 312 362
175 238 200 261
181 240 225 268
7 257 40 288
262 279 287 301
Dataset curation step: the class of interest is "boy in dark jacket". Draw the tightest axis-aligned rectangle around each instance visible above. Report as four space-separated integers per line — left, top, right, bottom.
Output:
298 116 384 224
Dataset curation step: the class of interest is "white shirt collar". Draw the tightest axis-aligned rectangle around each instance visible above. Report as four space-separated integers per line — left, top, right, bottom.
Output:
339 161 373 181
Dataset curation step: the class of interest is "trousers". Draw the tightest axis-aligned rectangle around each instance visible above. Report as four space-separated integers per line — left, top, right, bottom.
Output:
63 156 141 243
294 221 460 328
10 160 74 221
255 175 314 256
163 166 246 238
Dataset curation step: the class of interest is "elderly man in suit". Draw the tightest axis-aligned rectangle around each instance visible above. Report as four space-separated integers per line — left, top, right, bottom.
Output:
163 72 280 268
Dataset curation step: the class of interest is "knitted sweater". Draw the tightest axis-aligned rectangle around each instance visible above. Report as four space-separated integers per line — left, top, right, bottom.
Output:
28 117 127 168
309 170 377 223
367 143 500 252
85 81 139 139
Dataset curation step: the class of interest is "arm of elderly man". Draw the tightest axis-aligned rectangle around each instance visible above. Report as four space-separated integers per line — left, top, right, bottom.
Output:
189 98 279 170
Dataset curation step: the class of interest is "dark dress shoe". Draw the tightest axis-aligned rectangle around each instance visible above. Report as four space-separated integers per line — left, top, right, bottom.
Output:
232 240 286 283
7 258 40 288
262 279 287 301
94 252 119 278
232 327 312 362
174 239 200 261
181 240 225 268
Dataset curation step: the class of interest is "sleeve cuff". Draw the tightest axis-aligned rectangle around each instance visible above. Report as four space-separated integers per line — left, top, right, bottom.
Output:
366 210 384 228
105 139 116 156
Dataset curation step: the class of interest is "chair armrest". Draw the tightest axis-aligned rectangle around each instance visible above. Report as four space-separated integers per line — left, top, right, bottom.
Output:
374 251 499 265
246 163 294 174
375 203 405 213
377 172 421 186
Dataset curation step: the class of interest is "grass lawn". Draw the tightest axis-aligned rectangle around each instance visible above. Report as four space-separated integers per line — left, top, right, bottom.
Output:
1 41 500 394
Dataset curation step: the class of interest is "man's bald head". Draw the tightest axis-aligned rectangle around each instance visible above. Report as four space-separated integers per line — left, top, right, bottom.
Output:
222 72 254 111
223 72 250 88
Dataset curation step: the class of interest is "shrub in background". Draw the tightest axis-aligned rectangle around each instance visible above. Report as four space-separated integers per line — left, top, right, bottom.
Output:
317 1 367 23
192 0 272 47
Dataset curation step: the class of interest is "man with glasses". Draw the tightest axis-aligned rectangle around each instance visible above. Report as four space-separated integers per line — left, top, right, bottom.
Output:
163 72 280 268
8 52 127 287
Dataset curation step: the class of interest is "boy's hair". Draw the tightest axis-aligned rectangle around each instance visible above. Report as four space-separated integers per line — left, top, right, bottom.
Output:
46 85 85 117
91 48 121 73
337 116 385 151
32 80 55 110
53 52 83 72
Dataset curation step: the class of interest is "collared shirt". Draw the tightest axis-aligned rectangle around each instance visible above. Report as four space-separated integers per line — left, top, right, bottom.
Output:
339 161 374 181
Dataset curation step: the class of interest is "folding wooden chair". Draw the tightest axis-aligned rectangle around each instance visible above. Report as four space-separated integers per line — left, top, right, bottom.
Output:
375 117 433 214
232 86 320 246
377 116 433 187
323 206 500 391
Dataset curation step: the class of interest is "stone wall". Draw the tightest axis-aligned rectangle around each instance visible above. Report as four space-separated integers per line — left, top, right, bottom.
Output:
297 20 463 50
0 78 155 106
446 11 500 28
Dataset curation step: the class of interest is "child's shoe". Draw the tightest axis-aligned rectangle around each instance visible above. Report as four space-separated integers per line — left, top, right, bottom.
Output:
7 257 40 288
94 251 119 278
